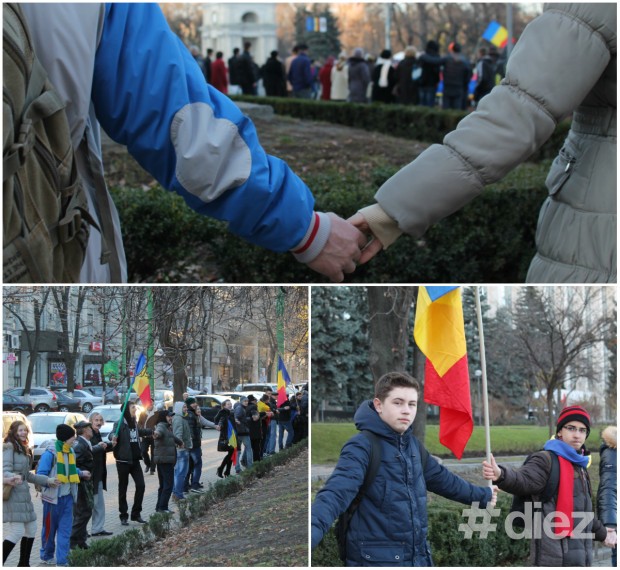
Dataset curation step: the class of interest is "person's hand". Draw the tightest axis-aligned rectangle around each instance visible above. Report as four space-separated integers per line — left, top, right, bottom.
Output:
306 213 367 282
99 442 108 450
47 477 61 488
604 528 617 548
482 454 501 482
347 212 384 264
80 470 91 480
488 485 499 508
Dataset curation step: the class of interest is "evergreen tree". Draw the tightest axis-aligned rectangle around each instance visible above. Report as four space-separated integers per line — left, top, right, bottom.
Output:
294 5 341 61
311 287 372 420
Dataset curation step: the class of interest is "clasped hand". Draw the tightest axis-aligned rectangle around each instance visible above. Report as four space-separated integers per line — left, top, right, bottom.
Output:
307 213 383 282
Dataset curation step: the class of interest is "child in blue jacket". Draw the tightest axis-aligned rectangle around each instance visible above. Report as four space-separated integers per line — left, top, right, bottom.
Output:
311 371 497 566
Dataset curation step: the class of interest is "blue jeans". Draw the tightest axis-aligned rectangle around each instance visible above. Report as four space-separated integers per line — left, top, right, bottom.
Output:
235 435 253 471
418 86 436 107
40 493 73 564
173 448 189 498
266 421 277 454
189 446 202 489
278 420 294 449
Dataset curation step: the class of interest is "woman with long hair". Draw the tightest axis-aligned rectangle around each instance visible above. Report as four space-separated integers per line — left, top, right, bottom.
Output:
3 421 59 566
214 400 236 478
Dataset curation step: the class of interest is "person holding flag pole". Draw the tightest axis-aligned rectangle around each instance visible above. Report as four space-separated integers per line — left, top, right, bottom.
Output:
110 352 154 526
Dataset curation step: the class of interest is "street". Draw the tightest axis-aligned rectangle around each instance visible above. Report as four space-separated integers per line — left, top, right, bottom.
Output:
6 429 236 567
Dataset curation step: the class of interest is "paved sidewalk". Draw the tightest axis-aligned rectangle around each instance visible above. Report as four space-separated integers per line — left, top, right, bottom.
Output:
5 430 254 567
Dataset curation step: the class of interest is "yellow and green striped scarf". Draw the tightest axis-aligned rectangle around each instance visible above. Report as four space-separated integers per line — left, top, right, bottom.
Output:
54 439 79 483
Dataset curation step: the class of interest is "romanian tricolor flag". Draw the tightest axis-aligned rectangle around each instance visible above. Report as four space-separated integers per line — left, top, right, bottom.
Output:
132 352 152 408
277 355 292 407
227 420 238 464
414 286 472 459
482 21 509 48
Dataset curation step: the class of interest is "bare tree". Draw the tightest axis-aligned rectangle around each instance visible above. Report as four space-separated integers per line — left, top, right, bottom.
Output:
512 287 615 436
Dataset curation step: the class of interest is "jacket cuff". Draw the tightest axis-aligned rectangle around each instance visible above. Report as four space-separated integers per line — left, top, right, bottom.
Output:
291 212 331 264
357 204 403 249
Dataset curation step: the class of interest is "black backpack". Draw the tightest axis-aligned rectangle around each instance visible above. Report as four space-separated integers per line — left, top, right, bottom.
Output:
508 450 560 529
333 431 428 561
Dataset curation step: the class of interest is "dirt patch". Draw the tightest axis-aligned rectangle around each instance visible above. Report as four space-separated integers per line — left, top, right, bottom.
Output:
136 448 309 567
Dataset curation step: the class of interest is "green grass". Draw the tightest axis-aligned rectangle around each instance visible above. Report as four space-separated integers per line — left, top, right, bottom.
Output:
311 424 585 463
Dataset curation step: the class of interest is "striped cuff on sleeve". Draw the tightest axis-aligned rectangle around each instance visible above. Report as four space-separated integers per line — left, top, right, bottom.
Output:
291 212 331 264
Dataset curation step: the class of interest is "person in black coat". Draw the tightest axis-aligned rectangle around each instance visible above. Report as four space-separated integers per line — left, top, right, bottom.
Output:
89 412 114 536
246 395 263 462
261 51 287 97
395 47 419 105
371 49 397 104
70 421 98 550
214 400 236 478
238 41 257 95
111 403 152 525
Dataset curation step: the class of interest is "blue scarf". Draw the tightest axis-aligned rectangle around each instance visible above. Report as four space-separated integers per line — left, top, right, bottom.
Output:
543 438 590 468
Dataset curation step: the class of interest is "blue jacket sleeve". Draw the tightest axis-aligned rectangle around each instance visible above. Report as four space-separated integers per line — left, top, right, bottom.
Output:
91 3 314 252
36 450 53 477
423 453 491 507
311 435 369 549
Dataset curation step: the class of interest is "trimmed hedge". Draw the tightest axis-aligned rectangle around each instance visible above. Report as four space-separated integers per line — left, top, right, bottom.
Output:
232 95 571 163
113 161 549 283
68 440 307 566
311 493 529 567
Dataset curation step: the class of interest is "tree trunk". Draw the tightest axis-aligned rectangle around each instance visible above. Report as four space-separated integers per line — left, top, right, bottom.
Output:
366 287 413 384
412 342 427 442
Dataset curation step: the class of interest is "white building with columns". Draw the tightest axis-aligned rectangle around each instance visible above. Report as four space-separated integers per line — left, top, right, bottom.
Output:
200 3 277 65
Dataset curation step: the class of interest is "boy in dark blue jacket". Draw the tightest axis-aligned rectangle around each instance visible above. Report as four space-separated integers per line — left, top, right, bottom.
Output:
311 371 496 566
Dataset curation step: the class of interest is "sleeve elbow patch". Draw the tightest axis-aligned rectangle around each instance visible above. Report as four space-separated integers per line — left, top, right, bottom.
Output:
171 102 252 202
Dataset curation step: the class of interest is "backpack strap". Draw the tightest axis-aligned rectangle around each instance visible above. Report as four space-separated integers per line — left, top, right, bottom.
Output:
541 450 560 503
348 430 382 515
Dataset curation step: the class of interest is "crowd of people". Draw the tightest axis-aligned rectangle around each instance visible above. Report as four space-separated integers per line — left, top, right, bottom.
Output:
190 39 504 110
2 388 308 566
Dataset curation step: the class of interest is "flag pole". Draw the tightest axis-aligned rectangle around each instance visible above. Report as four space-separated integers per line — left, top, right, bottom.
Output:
474 287 492 481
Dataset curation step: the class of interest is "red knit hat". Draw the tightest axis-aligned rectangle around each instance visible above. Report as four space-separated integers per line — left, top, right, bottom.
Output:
556 405 591 437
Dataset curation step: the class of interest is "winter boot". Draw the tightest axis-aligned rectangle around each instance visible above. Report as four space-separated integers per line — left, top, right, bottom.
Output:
3 539 16 564
18 537 34 567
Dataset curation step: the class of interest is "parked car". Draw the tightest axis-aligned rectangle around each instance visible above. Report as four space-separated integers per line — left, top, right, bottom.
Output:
234 382 296 396
3 393 35 415
87 404 123 441
153 389 174 410
55 392 83 413
3 387 58 412
82 385 120 405
194 394 230 425
58 389 102 413
28 412 87 464
215 392 243 403
115 386 140 404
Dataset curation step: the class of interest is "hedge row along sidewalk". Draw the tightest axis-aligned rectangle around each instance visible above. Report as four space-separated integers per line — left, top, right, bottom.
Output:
68 440 308 567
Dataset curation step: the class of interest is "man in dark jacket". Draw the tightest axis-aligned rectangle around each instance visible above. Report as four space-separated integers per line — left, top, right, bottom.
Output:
483 406 615 566
228 47 241 95
474 47 496 104
110 403 152 525
89 412 114 536
598 426 617 566
288 44 313 99
246 395 263 461
417 40 442 107
234 397 252 472
238 41 257 95
70 421 99 550
442 42 471 110
138 399 157 475
183 397 205 494
312 372 496 565
261 51 286 97
276 395 294 450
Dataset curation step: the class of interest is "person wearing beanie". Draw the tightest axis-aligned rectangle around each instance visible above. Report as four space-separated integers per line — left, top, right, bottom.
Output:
347 48 370 103
598 426 617 566
371 49 396 104
416 39 443 107
36 424 91 566
182 398 206 494
110 402 153 525
482 406 616 566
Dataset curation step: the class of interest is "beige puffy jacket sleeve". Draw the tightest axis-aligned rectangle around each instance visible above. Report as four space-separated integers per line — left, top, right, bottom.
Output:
363 4 615 247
